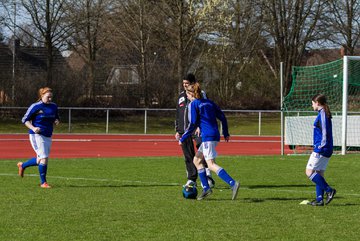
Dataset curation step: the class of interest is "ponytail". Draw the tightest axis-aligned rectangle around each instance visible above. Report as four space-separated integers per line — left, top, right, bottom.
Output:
186 82 203 100
323 104 332 119
193 83 202 99
312 94 332 119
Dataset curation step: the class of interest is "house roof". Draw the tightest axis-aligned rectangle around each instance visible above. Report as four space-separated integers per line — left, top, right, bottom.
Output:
0 41 66 72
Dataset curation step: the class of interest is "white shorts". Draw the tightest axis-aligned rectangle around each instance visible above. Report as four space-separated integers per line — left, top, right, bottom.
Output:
198 141 218 160
29 134 52 159
306 152 330 171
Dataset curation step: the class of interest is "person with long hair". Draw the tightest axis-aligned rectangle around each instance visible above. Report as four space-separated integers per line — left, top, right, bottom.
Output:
306 94 336 206
179 83 240 200
17 87 60 188
175 73 215 189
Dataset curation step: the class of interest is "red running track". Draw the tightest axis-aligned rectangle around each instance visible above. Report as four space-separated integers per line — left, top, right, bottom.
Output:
0 134 291 159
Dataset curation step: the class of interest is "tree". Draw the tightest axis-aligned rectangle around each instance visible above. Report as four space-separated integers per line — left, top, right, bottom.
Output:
325 0 360 55
0 27 4 43
200 0 266 105
261 0 326 95
0 10 4 42
14 0 70 86
65 0 115 99
107 0 171 107
158 0 224 89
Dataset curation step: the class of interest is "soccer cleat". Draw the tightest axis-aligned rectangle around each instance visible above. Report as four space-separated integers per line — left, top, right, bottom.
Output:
184 180 197 187
231 181 240 200
17 162 24 177
308 199 324 206
325 189 336 205
207 176 215 188
40 182 51 188
197 189 213 200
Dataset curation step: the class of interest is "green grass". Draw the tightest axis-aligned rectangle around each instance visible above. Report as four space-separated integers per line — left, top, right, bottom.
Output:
1 155 359 241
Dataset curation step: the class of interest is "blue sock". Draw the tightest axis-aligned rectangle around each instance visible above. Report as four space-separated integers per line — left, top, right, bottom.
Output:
198 168 210 191
316 184 324 202
22 157 38 169
38 164 47 184
217 168 235 187
309 173 332 193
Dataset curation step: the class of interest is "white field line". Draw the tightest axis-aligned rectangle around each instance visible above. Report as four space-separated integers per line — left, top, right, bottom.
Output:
1 173 360 197
0 173 179 186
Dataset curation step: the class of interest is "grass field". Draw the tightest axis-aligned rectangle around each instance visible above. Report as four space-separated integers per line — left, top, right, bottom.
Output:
1 155 359 241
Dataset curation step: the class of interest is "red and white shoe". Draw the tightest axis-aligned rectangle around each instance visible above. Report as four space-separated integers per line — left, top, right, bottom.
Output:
40 182 51 188
17 162 24 177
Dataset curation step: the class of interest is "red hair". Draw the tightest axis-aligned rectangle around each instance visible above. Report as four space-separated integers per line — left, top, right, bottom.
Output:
38 87 52 101
186 82 203 99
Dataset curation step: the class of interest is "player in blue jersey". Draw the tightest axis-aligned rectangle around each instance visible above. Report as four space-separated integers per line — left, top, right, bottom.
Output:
306 94 336 206
17 87 60 188
175 73 215 189
179 83 240 200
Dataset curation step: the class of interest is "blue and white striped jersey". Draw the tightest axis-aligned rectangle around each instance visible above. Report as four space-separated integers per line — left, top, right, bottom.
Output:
22 101 59 137
313 108 333 157
180 98 229 143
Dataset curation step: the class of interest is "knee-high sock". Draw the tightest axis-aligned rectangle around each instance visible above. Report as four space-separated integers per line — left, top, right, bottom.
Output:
316 184 324 201
38 163 47 184
309 173 331 193
217 168 236 187
22 157 38 169
198 168 209 191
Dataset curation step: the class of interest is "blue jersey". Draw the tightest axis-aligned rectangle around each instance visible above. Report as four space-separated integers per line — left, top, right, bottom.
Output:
313 108 333 157
180 98 229 143
22 101 59 137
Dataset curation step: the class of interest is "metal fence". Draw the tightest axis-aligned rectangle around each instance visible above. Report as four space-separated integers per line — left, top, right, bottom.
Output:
0 107 282 135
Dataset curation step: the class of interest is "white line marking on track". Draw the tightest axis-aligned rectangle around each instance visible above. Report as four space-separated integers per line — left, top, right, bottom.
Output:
0 138 280 143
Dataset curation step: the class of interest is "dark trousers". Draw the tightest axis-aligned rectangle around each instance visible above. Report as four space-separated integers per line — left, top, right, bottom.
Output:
181 137 198 181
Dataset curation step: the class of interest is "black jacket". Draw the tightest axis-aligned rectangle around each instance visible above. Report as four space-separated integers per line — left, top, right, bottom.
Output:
175 90 207 134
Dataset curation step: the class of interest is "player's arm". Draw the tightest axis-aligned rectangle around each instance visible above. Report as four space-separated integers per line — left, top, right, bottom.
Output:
194 127 201 137
22 105 40 134
24 121 40 134
179 102 198 144
215 104 230 140
54 106 60 126
175 96 181 140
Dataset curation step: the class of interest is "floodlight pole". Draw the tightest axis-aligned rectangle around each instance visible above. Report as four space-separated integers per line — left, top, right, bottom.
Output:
341 56 348 155
280 62 284 156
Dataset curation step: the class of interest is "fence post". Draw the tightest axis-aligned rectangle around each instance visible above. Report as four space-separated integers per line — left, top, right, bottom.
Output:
68 108 71 133
106 109 109 134
258 111 262 136
144 109 147 134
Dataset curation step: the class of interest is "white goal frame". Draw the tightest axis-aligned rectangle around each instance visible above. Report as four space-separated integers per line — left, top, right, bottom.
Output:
281 56 360 155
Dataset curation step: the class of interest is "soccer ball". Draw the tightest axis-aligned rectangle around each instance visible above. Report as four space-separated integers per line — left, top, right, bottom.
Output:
182 185 198 199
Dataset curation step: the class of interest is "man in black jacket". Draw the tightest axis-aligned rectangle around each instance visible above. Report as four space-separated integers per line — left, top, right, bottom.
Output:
175 73 214 188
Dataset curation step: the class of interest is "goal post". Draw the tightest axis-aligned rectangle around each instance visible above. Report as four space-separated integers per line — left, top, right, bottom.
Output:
283 56 360 155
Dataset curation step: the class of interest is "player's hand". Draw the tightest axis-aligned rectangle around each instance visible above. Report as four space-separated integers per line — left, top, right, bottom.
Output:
224 136 230 142
178 140 182 146
175 132 181 141
54 119 60 126
32 127 41 134
195 127 201 137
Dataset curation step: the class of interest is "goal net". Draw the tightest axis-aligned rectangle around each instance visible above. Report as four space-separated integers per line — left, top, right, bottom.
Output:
283 56 360 154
